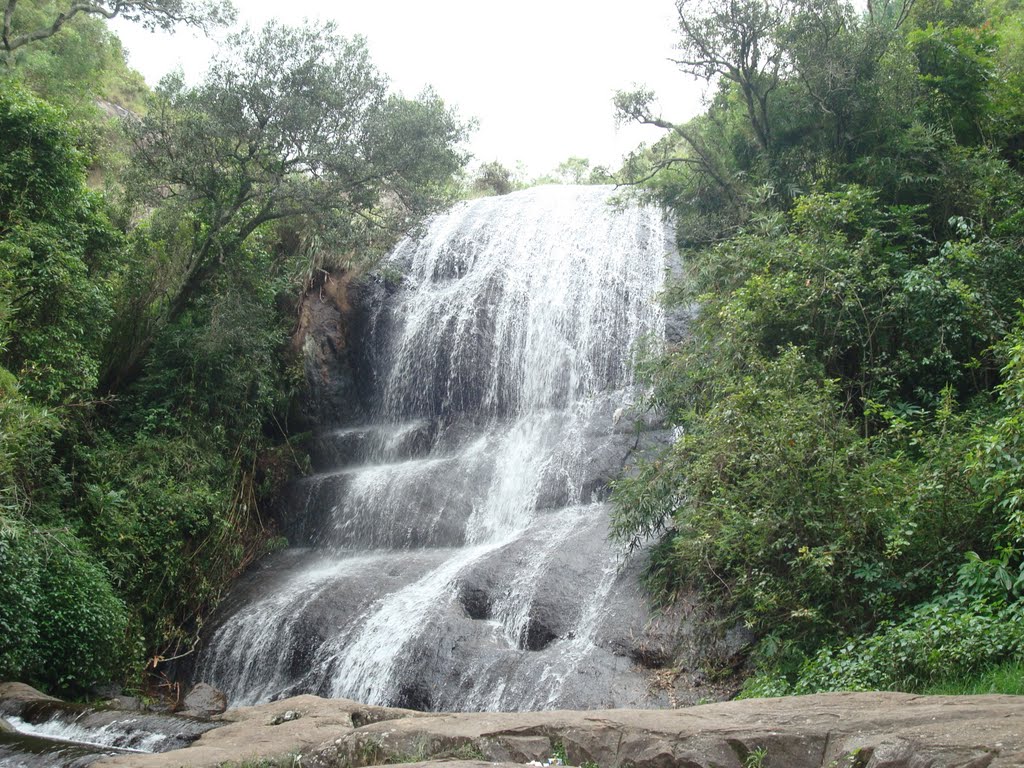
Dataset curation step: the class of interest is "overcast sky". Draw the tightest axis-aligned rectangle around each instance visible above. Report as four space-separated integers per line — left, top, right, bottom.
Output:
110 0 705 176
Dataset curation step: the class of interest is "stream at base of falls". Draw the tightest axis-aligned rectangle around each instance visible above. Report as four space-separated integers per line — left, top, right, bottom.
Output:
195 185 676 711
0 700 220 767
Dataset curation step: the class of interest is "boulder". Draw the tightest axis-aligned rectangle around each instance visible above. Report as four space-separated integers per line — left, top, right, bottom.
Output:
0 681 59 719
0 682 59 705
180 683 227 718
0 716 14 733
107 695 144 711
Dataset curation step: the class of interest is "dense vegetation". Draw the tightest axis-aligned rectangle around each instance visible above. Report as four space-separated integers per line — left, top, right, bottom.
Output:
0 1 467 694
4 0 1022 705
612 0 1024 693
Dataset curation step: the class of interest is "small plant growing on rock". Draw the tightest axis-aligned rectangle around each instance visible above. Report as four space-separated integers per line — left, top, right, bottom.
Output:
744 746 768 768
552 741 568 763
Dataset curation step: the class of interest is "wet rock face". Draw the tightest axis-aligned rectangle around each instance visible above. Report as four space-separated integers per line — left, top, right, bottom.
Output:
457 582 493 621
196 187 707 712
293 269 375 428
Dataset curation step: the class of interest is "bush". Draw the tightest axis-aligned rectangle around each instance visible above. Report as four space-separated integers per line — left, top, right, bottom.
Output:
77 428 282 658
615 347 989 655
31 534 135 690
0 519 41 678
0 82 122 405
745 554 1024 695
0 518 134 692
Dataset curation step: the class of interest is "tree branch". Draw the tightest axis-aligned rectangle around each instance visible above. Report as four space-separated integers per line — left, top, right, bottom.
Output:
3 0 233 53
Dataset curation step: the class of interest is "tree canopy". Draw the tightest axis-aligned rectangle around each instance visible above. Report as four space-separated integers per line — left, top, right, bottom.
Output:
614 0 1024 695
1 0 234 55
106 19 468 390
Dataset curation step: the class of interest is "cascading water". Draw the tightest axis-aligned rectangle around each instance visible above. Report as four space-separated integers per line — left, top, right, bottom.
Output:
195 184 675 711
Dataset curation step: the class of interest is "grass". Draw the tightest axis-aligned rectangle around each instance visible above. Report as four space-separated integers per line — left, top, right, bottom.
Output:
346 736 486 766
218 756 302 768
921 659 1024 696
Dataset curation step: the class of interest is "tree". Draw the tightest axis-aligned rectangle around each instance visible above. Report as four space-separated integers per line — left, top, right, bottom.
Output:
0 82 122 404
614 87 744 209
671 0 793 152
555 156 592 184
106 19 468 390
613 0 796 201
616 0 921 220
472 160 516 196
1 0 234 56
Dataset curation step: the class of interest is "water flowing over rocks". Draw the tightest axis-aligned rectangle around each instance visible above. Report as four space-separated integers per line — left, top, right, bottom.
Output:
88 692 1024 768
0 683 220 767
193 184 731 711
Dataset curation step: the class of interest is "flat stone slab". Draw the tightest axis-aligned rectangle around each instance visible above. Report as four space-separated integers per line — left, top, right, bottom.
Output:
94 691 1024 768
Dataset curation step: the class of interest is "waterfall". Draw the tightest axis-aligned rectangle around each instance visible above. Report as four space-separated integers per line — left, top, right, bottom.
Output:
195 184 673 711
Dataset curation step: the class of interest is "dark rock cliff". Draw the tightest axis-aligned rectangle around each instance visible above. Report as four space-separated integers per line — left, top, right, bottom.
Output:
292 268 362 427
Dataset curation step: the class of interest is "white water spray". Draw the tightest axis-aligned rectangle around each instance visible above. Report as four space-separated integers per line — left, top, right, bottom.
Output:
196 185 671 710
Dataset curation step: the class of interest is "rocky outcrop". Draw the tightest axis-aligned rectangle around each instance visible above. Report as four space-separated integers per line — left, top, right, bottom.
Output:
94 692 1024 768
293 268 365 427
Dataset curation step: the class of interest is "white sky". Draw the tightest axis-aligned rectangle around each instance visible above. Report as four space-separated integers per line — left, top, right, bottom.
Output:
110 0 705 176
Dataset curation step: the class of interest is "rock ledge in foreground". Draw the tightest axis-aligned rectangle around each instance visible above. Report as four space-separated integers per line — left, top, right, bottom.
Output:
95 691 1024 768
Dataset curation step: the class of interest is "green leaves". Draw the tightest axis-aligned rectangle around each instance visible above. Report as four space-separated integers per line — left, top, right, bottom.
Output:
0 83 122 405
612 182 1019 664
968 318 1024 548
746 587 1024 695
0 518 135 691
111 19 468 391
2 0 235 56
909 22 997 144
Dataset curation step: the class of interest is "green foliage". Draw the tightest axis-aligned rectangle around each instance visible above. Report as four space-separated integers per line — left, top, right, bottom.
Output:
217 758 303 768
0 366 61 517
923 658 1024 695
0 517 135 692
532 156 614 186
615 345 987 653
0 516 41 677
551 741 568 763
31 534 134 689
0 82 122 404
745 555 1024 695
471 160 518 196
3 0 148 115
909 22 996 144
614 0 1024 691
969 319 1024 547
76 429 276 656
743 746 769 768
128 235 295 442
1 0 235 57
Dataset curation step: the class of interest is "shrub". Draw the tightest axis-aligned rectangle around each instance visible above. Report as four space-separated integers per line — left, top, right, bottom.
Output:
0 518 134 692
745 569 1024 696
31 534 134 690
0 519 41 678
